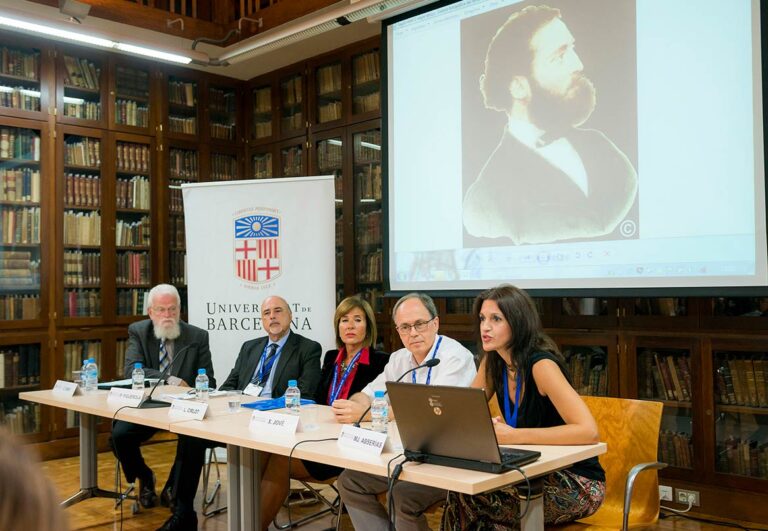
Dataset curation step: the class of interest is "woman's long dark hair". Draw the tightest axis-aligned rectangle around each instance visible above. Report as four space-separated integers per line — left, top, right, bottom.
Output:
474 285 565 396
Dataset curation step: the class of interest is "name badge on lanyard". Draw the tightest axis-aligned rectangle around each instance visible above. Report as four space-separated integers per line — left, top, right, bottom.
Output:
412 336 443 385
329 349 363 403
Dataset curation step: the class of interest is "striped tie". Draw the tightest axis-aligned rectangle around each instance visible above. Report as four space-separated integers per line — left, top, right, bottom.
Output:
159 339 170 373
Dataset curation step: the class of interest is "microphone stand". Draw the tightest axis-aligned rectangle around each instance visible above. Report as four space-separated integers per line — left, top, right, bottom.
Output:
138 344 193 409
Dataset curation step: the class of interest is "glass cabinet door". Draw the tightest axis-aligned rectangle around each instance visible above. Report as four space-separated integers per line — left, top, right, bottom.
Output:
251 148 273 179
351 49 380 118
209 85 237 142
279 73 304 137
314 135 344 302
61 53 103 123
167 75 198 137
0 341 42 437
0 44 42 114
251 83 274 142
168 145 199 309
314 61 342 125
279 141 304 178
210 150 239 181
113 64 151 130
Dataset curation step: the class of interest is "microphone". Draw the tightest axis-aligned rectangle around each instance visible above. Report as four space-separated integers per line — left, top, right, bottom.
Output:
138 343 194 409
353 358 441 427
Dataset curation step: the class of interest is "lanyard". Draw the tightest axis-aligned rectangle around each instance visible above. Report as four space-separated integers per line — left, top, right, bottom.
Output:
503 370 522 428
412 335 443 385
329 348 363 403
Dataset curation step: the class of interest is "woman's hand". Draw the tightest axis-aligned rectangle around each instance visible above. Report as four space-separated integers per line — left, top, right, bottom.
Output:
491 416 517 443
331 398 367 424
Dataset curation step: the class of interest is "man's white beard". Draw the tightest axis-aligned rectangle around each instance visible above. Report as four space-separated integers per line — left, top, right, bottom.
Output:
154 321 181 341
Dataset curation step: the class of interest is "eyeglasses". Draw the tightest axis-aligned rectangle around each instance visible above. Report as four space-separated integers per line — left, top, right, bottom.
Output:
395 317 436 335
151 305 179 315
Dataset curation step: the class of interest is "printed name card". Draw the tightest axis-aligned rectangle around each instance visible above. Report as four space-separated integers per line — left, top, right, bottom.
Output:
168 399 209 420
337 425 387 456
53 380 81 397
249 410 299 435
107 388 144 407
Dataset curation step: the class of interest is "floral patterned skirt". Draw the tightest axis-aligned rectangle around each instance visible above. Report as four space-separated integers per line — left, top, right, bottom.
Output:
441 469 605 531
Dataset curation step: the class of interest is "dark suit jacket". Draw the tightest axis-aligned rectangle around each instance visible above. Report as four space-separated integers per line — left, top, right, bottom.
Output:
218 331 322 401
463 127 638 245
317 348 389 406
123 319 216 388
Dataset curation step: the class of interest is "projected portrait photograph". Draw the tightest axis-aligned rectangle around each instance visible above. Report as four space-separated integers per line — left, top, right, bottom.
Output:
461 0 639 246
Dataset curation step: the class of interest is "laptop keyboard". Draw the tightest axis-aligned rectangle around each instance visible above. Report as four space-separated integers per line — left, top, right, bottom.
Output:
500 447 535 463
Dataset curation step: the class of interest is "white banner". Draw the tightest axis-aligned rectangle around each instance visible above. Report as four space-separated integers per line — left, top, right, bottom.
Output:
182 177 336 380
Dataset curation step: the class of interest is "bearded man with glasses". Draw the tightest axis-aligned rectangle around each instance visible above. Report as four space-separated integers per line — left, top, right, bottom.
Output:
335 292 476 531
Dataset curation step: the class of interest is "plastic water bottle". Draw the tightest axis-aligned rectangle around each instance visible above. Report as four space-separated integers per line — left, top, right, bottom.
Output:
195 369 209 401
285 379 301 415
131 363 145 391
84 358 98 393
371 390 389 433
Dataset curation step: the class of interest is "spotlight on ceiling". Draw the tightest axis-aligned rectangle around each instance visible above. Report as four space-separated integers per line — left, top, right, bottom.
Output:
58 0 91 24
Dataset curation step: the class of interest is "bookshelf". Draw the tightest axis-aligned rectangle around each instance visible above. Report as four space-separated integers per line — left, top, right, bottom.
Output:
279 69 305 139
209 145 241 181
165 71 200 140
351 47 381 121
311 59 343 129
208 80 239 143
278 138 305 177
109 60 153 133
249 144 275 179
0 42 52 121
0 335 44 443
249 78 276 144
56 47 106 128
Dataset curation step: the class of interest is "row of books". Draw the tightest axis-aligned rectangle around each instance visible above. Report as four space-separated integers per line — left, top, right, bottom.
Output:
116 175 150 209
281 112 304 132
1 205 40 245
253 87 271 113
210 122 236 140
281 146 303 177
0 402 40 435
169 185 185 214
0 255 39 288
63 210 101 246
447 298 474 314
168 80 196 106
169 148 199 180
638 350 693 402
209 88 237 113
318 101 343 123
116 338 128 378
115 66 149 99
169 115 197 135
0 87 41 111
253 121 272 139
717 436 768 479
116 251 150 285
63 250 100 286
63 55 100 90
353 92 380 114
211 153 238 181
334 174 343 199
563 346 609 396
317 64 342 95
358 249 382 283
115 216 150 246
354 130 381 164
715 355 768 407
0 128 40 160
335 216 344 245
63 288 100 317
170 250 186 285
281 75 303 106
360 287 384 313
357 164 383 201
169 215 185 246
1 167 40 203
63 101 100 121
252 153 272 179
115 100 149 128
64 137 100 168
0 345 40 387
356 209 382 246
63 341 101 380
317 139 343 171
658 429 693 469
0 294 39 321
0 46 39 81
116 143 150 174
64 173 100 208
353 51 380 85
117 288 148 316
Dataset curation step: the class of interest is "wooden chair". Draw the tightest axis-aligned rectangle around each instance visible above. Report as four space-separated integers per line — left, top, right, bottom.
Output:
558 396 666 531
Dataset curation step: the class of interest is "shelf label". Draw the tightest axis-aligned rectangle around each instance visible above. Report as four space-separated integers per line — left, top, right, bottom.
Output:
168 399 208 420
53 380 81 397
337 425 387 456
249 410 299 435
107 388 144 408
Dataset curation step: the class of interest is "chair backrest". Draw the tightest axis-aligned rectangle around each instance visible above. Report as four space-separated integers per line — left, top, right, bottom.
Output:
577 396 664 528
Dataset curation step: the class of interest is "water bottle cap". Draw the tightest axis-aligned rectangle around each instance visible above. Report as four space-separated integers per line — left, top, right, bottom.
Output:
198 368 206 375
374 390 385 398
288 379 297 387
134 362 142 369
89 358 95 363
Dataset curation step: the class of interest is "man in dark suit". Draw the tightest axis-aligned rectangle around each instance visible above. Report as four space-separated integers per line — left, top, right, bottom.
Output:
110 284 215 530
463 4 637 245
157 294 322 531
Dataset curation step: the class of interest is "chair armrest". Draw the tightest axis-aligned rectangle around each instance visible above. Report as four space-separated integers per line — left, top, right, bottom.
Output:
622 461 668 531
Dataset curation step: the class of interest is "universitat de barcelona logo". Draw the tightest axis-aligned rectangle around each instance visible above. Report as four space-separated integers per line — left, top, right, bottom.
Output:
234 212 281 284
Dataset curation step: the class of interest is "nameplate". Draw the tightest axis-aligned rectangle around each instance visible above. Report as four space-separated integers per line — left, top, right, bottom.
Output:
107 388 144 407
53 380 81 397
337 425 387 456
243 383 263 397
168 399 208 420
249 410 299 435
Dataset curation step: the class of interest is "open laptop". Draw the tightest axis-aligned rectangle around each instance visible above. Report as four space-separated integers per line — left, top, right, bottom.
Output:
386 382 541 474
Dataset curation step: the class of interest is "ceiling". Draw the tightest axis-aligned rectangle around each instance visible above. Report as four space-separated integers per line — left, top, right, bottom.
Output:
0 0 391 80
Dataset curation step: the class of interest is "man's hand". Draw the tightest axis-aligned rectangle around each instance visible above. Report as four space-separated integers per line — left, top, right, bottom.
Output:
331 398 368 424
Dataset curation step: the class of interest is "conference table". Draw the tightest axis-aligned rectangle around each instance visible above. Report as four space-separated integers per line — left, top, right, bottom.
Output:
22 389 607 531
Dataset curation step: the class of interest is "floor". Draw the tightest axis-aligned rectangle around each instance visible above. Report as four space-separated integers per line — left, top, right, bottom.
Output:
40 440 765 531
